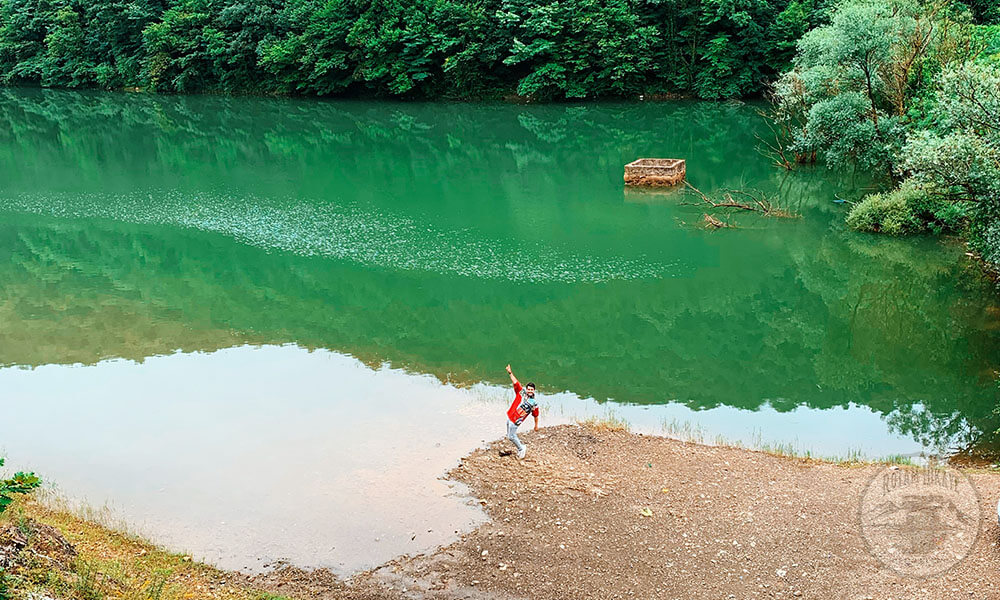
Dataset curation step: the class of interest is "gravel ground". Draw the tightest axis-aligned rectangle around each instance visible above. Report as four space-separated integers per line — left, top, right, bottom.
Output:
259 424 1000 600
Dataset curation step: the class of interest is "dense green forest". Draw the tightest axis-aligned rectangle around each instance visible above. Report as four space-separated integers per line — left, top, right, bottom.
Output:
0 0 994 101
0 0 839 100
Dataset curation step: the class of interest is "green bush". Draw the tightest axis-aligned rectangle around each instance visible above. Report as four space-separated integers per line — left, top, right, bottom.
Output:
0 458 40 600
913 198 970 234
847 183 970 235
846 190 919 235
901 185 970 234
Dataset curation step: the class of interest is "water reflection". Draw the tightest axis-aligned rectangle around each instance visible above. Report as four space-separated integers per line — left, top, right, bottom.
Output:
0 89 998 458
0 345 926 573
1 347 492 573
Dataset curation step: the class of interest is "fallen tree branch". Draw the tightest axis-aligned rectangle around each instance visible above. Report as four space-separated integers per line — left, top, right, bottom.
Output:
702 214 733 229
682 183 799 219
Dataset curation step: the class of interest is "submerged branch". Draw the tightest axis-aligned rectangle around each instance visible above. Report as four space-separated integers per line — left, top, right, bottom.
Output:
682 182 799 219
702 214 733 229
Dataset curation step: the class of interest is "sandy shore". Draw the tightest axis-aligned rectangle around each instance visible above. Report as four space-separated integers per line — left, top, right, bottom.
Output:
259 424 1000 600
8 424 1000 600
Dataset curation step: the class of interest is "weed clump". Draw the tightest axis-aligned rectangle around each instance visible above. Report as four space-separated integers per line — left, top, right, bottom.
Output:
580 411 630 432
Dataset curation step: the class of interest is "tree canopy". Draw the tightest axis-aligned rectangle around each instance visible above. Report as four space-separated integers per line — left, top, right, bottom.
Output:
0 0 837 100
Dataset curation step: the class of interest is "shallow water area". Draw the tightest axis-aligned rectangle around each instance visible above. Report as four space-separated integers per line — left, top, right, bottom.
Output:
2 346 496 573
1 344 925 573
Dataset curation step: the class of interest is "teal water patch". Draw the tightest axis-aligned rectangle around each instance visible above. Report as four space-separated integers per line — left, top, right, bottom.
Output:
0 191 672 283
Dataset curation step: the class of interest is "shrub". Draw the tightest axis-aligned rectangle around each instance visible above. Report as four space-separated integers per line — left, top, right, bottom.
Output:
847 182 970 235
901 183 971 234
919 199 970 234
846 190 919 235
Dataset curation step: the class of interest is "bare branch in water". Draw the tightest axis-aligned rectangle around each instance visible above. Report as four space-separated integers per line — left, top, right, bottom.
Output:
755 83 817 166
681 182 799 219
702 214 734 229
753 117 796 171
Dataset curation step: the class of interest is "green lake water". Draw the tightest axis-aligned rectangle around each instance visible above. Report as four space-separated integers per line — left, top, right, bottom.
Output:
2 88 1000 456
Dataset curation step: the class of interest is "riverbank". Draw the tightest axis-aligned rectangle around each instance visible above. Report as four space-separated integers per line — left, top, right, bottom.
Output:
7 424 1000 599
0 496 289 600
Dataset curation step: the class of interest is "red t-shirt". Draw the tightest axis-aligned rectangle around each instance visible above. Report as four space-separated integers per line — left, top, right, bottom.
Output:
507 381 539 426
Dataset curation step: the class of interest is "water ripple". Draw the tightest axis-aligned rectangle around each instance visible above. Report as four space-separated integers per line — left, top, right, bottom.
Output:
1 191 673 283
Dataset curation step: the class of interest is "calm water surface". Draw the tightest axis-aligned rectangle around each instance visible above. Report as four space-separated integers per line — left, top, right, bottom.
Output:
1 89 999 571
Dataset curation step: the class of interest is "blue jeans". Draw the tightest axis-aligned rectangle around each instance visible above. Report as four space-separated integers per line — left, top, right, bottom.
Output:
507 420 525 453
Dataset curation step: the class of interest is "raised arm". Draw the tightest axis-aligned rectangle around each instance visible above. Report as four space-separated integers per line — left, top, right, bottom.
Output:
506 364 518 385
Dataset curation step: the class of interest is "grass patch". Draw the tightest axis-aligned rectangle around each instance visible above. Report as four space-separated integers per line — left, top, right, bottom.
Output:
654 420 920 466
659 418 706 443
0 495 294 600
579 409 630 432
831 450 915 466
875 454 915 466
758 440 810 459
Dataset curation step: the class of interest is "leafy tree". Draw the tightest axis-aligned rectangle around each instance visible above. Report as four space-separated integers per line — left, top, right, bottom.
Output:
258 0 355 95
802 91 903 172
791 1 902 172
898 61 1000 259
0 0 53 84
346 0 457 96
210 0 284 92
773 0 970 178
903 130 1000 202
142 1 216 92
770 0 1000 273
690 0 766 99
501 0 659 99
0 0 166 88
437 1 509 97
81 0 167 87
143 0 282 93
766 0 815 72
40 3 93 86
959 0 1000 24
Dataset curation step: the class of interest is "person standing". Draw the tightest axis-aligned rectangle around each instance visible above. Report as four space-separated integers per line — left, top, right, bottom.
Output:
505 364 539 459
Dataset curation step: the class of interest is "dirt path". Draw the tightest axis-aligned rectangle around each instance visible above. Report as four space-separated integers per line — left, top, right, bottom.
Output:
260 424 1000 600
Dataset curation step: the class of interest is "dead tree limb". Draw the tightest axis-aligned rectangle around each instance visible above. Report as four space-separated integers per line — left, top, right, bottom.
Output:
754 120 796 171
681 183 799 219
702 214 733 229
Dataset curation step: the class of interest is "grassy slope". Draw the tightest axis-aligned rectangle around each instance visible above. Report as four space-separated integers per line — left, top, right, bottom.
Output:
1 495 294 600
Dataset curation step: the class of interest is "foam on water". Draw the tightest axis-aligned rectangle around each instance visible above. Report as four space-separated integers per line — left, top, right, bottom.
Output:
0 191 673 283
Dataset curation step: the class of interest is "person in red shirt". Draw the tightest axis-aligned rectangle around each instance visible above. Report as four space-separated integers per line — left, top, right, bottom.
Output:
505 364 539 459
